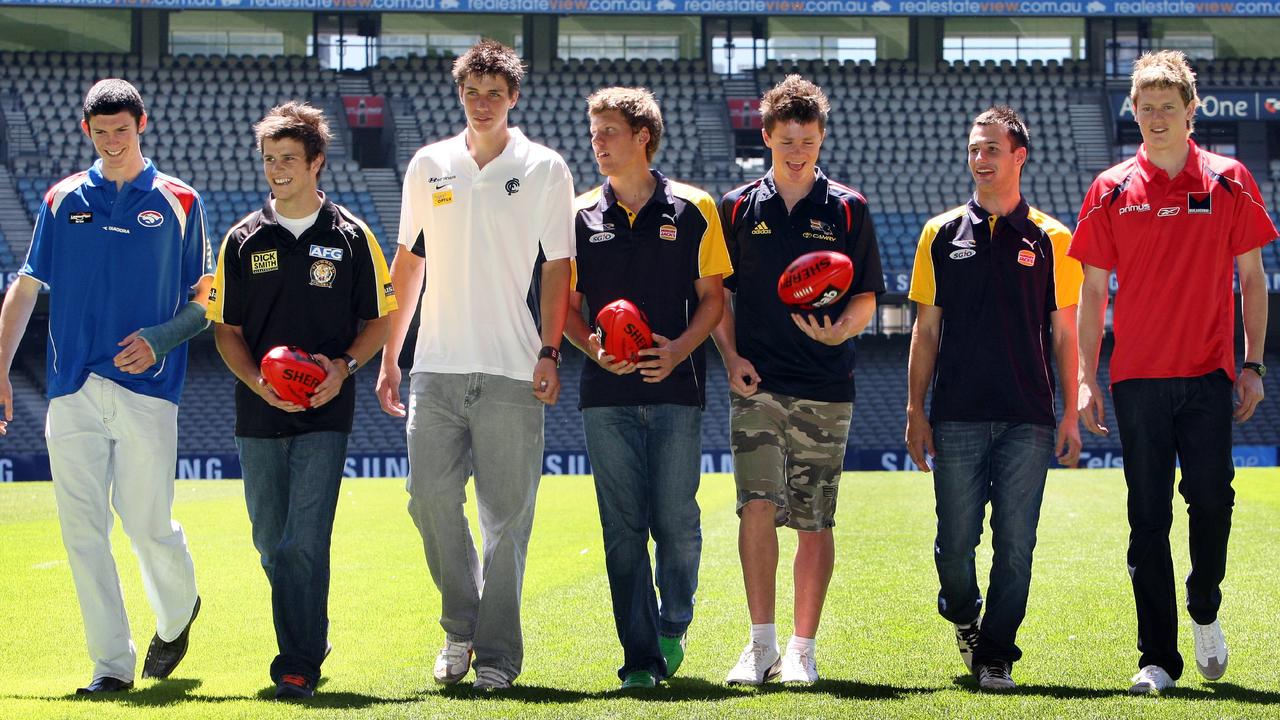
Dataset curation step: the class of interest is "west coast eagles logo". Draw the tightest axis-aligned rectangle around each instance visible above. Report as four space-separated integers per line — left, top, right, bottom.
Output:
310 259 336 288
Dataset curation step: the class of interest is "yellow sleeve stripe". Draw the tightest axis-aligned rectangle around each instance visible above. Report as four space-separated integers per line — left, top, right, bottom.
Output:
1030 207 1084 310
569 258 579 293
908 208 962 306
347 211 399 317
205 212 254 324
673 182 734 279
574 186 603 212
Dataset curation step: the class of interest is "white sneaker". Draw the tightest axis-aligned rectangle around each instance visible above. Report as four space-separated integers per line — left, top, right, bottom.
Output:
975 661 1016 691
433 638 473 685
1129 665 1175 695
954 619 981 671
725 642 782 686
1191 618 1228 681
779 645 819 684
472 667 512 690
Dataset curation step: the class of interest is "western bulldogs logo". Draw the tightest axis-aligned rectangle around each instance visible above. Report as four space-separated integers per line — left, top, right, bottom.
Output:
137 210 164 228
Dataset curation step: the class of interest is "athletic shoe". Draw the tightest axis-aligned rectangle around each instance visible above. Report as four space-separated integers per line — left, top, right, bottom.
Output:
433 638 473 685
954 619 981 671
620 670 657 690
975 661 1016 691
142 595 201 679
76 676 133 695
725 642 782 686
659 634 687 677
274 674 315 699
779 645 819 684
1129 665 1175 696
1191 618 1228 681
472 667 512 691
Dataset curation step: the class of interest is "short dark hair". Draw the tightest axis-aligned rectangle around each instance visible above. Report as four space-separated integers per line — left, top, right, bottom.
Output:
254 101 332 178
82 79 145 124
972 105 1030 153
587 87 664 162
760 75 829 133
452 39 524 95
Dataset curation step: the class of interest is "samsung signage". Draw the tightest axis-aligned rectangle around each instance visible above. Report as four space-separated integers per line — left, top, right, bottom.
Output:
4 0 1280 14
1112 89 1280 122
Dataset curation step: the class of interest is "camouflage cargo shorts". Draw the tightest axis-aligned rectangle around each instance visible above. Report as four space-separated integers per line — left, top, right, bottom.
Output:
730 390 853 531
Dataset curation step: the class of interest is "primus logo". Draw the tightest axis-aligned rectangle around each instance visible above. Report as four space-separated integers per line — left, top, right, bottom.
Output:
1119 203 1151 215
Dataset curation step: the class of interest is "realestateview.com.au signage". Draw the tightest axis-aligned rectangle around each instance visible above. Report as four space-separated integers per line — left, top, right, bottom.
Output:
2 0 1279 15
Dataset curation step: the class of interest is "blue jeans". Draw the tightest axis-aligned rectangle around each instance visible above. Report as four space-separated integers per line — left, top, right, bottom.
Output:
236 431 348 685
932 421 1054 667
583 404 703 681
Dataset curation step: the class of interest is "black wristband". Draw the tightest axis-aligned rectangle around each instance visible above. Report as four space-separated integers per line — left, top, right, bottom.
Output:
538 345 562 368
1243 361 1266 378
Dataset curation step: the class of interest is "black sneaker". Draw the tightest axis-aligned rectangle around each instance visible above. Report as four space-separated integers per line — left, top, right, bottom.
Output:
275 673 316 699
76 676 133 695
142 596 201 679
976 661 1016 691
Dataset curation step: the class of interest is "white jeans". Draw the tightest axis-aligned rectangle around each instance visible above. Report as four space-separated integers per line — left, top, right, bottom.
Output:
46 374 198 682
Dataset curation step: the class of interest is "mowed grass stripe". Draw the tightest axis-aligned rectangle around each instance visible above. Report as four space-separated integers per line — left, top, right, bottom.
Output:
1 470 1278 719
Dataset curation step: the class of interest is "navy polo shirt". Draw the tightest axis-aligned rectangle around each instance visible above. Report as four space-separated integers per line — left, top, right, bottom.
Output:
572 170 732 409
720 167 884 403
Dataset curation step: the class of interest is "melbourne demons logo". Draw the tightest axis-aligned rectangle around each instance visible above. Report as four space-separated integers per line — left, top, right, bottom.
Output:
137 210 165 228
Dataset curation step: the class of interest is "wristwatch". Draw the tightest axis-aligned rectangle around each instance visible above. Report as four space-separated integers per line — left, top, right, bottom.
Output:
1243 361 1266 378
538 345 562 368
341 353 359 378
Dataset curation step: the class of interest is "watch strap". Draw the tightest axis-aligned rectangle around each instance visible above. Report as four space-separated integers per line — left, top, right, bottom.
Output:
538 345 562 368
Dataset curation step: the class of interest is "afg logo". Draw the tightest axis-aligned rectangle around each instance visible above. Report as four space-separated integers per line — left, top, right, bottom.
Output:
137 210 164 228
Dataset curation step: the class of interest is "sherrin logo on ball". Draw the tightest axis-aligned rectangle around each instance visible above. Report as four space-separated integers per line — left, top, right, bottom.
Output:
777 250 854 310
137 210 164 228
595 299 653 363
259 346 328 408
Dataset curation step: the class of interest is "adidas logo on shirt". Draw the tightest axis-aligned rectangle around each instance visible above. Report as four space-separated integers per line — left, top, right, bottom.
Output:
752 221 771 235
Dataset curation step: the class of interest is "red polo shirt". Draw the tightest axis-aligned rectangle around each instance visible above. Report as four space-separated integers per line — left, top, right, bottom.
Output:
1070 141 1276 384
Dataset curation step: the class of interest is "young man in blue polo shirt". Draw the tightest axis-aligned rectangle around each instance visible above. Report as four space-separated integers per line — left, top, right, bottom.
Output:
713 75 883 685
0 79 210 694
565 87 732 690
207 102 396 699
906 106 1082 691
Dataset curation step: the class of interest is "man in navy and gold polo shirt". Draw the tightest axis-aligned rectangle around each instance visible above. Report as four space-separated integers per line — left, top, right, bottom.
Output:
906 106 1082 691
713 75 883 686
206 102 395 699
565 87 731 691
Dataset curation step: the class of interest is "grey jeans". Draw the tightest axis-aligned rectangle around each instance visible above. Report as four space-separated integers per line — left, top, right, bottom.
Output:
405 371 544 681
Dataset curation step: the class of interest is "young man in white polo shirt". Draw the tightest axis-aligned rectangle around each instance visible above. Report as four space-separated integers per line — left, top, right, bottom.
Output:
377 39 574 691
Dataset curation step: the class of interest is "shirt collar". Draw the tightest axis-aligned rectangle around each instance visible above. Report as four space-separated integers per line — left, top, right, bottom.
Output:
452 126 529 164
599 169 675 214
1136 139 1203 183
967 194 1033 234
85 157 156 191
757 166 831 206
259 191 334 231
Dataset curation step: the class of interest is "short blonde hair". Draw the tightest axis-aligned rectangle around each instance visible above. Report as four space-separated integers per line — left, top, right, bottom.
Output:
1130 50 1200 130
587 87 664 161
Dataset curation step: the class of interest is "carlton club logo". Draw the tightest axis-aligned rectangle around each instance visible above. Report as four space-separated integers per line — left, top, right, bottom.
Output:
137 210 164 228
505 178 521 195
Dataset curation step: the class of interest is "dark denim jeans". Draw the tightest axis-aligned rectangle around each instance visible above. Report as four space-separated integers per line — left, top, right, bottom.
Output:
932 421 1055 668
236 431 348 685
583 404 703 681
1113 372 1235 680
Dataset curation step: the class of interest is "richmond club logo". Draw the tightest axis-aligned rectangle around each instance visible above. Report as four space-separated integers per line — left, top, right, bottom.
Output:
137 210 164 228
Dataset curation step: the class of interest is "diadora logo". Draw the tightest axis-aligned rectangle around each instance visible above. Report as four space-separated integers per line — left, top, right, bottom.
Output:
1119 203 1151 215
589 232 615 244
137 210 164 228
1157 207 1180 217
949 249 976 260
309 245 343 261
751 221 771 235
505 178 521 195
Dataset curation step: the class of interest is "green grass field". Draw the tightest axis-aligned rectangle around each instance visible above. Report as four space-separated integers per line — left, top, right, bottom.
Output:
1 470 1279 719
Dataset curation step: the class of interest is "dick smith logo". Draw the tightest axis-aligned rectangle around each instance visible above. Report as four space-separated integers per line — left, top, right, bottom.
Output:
505 178 521 195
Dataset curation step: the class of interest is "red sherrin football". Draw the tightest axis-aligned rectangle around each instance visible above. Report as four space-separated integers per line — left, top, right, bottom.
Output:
777 250 854 310
595 299 653 363
260 345 327 408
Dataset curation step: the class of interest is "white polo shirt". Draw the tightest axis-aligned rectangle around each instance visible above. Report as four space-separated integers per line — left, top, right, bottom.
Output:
398 127 575 382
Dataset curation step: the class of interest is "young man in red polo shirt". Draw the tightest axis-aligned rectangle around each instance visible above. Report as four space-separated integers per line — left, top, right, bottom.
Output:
1071 50 1274 695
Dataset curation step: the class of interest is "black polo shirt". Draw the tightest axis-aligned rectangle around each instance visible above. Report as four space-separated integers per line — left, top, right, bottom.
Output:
908 197 1082 426
720 167 884 403
207 193 397 437
572 170 733 409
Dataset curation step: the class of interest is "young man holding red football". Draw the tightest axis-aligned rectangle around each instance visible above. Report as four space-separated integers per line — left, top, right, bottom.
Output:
1072 51 1273 695
713 75 883 685
377 39 574 690
206 102 395 699
905 106 1082 691
563 87 731 690
0 79 208 695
